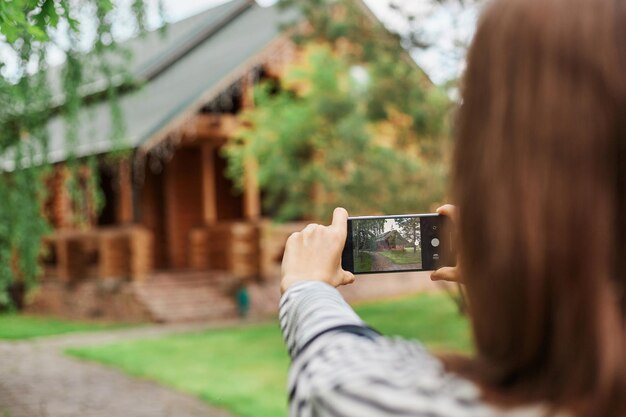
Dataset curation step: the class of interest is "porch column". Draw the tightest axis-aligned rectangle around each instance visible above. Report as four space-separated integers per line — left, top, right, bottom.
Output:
201 144 218 224
52 164 71 229
241 73 261 221
243 158 261 220
117 158 134 224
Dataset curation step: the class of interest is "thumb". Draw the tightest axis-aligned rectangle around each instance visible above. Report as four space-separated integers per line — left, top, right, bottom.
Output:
430 266 461 283
341 270 356 286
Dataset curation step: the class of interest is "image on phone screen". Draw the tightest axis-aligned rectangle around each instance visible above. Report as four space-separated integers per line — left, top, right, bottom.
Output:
342 214 453 274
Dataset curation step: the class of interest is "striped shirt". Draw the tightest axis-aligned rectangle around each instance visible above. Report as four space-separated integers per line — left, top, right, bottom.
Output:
279 281 548 417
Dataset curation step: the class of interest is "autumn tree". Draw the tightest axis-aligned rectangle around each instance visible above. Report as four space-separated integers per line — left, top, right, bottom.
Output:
225 0 452 222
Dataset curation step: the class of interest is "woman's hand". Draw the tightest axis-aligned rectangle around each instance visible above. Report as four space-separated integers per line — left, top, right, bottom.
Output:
430 204 463 283
281 207 356 294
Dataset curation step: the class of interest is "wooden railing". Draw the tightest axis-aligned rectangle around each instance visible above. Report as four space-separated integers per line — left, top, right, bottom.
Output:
188 220 308 281
43 226 154 283
189 222 260 279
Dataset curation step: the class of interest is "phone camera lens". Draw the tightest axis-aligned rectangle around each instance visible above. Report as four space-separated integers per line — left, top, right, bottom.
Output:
432 225 438 231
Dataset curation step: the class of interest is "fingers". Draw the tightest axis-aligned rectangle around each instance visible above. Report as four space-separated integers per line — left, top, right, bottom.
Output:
430 266 461 283
436 204 458 224
301 223 319 234
331 207 349 238
286 231 301 245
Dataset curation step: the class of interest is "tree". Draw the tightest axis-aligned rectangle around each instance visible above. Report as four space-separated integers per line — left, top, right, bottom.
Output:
396 218 420 252
0 0 160 308
225 44 449 221
354 219 386 254
225 0 452 222
269 0 470 316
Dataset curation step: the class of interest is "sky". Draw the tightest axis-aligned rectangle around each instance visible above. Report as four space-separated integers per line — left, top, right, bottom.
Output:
0 0 478 85
383 219 398 233
153 0 479 84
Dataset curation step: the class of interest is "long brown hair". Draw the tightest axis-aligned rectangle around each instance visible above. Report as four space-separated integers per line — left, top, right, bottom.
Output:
451 0 626 415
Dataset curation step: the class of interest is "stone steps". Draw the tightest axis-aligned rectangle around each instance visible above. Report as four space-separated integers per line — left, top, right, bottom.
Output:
134 271 238 323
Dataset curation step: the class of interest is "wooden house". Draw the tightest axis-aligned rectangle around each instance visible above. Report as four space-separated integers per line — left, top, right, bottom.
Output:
26 0 307 322
21 0 428 322
374 230 411 251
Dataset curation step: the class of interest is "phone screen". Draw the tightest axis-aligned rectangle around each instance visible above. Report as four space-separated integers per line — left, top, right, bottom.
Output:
341 214 453 274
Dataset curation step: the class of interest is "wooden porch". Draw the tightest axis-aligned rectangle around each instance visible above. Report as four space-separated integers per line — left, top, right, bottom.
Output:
42 113 272 286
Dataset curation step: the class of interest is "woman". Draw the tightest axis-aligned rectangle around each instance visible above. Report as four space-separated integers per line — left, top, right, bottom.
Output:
279 0 626 415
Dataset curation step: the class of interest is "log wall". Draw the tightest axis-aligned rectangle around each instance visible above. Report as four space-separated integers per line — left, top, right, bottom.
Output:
164 148 204 269
140 159 168 269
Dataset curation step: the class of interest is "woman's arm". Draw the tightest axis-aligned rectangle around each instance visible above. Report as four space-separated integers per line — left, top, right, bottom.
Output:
279 280 476 417
279 281 373 358
278 207 482 417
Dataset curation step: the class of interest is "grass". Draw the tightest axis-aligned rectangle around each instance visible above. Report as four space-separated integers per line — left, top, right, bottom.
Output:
67 292 471 417
0 314 127 340
68 323 290 417
357 294 471 352
354 251 373 272
378 248 422 265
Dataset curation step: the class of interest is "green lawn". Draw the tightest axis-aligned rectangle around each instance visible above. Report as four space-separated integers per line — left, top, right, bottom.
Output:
0 314 126 340
67 292 471 417
354 251 373 272
378 248 422 265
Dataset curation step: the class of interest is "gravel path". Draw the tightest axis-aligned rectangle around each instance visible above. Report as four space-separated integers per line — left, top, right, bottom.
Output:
0 323 242 417
370 252 422 272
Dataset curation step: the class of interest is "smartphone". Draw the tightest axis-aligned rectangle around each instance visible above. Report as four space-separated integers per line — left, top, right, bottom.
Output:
342 214 454 274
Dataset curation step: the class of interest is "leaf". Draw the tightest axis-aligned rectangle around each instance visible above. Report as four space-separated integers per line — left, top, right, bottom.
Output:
2 25 20 43
26 24 47 41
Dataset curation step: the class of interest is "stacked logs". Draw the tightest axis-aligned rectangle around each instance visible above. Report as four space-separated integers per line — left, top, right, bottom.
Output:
99 229 130 279
189 222 260 279
52 231 98 283
46 226 154 283
99 226 154 280
129 227 154 281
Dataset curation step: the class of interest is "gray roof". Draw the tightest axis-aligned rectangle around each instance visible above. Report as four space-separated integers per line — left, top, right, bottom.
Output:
3 0 295 169
375 230 411 246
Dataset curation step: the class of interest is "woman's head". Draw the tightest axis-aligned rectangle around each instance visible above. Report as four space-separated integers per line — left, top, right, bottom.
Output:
453 0 625 414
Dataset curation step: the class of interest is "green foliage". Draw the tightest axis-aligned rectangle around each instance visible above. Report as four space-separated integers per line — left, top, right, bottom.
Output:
353 218 386 252
0 0 77 43
225 45 450 222
396 217 420 250
226 0 452 222
0 0 159 307
67 292 471 417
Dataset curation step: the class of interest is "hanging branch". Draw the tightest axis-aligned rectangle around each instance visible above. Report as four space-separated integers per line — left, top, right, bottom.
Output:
0 0 163 308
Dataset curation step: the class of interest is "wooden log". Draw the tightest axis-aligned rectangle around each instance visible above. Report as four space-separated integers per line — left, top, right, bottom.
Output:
130 227 154 281
98 230 130 279
201 144 218 225
189 228 211 270
243 158 261 221
227 222 259 279
178 114 239 141
117 159 134 224
51 165 71 229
